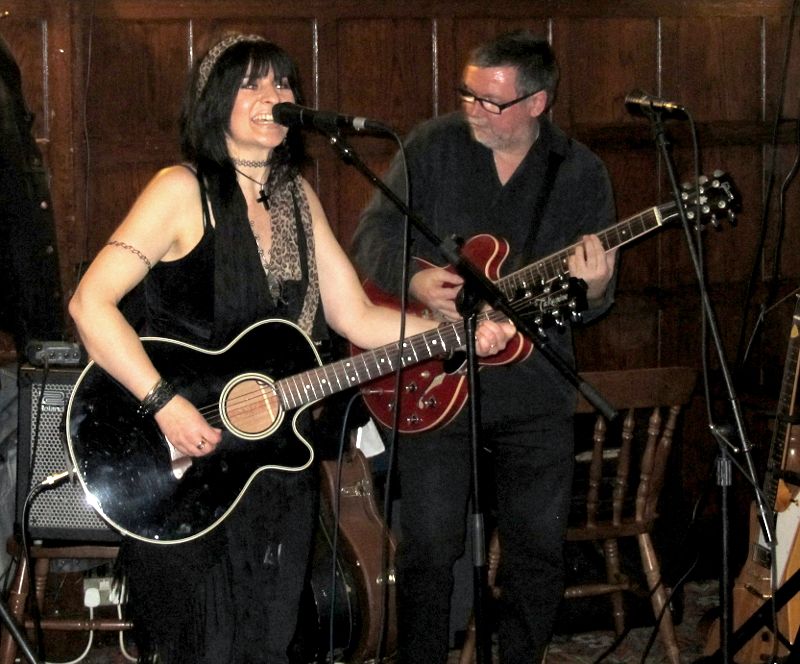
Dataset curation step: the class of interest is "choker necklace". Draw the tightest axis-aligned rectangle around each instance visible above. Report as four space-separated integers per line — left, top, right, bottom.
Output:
232 157 269 168
234 167 270 210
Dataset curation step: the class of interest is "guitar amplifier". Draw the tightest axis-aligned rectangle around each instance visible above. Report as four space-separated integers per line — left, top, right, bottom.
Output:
16 365 120 542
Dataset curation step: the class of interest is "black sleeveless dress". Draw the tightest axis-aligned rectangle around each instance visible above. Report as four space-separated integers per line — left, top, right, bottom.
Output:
120 167 326 664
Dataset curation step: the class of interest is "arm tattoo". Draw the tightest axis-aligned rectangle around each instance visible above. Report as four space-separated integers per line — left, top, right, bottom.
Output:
106 240 152 270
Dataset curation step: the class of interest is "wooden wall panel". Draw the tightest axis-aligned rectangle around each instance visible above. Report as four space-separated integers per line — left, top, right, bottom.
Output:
336 19 433 128
665 16 763 123
766 145 800 279
556 18 657 126
595 149 660 290
3 0 800 533
85 21 186 142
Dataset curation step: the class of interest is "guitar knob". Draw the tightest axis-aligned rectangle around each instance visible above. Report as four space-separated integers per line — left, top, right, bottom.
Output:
405 414 421 425
421 397 438 409
377 568 397 585
404 382 418 393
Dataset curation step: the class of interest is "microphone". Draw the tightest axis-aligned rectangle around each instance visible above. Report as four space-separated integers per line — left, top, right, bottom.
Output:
624 90 687 118
272 102 392 134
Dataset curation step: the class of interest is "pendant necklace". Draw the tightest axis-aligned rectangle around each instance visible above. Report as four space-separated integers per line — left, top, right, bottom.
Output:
234 166 270 210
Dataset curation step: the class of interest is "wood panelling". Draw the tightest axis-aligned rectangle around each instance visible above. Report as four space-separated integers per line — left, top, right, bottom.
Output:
3 0 800 535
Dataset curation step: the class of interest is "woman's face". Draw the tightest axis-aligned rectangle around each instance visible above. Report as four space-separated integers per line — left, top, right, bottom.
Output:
226 65 295 158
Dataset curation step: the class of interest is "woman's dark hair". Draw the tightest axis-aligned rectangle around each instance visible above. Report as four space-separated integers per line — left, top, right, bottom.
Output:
179 36 308 181
468 29 559 110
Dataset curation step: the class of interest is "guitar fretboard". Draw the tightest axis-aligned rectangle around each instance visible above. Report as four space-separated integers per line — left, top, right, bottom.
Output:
764 300 800 509
496 202 675 299
275 311 502 410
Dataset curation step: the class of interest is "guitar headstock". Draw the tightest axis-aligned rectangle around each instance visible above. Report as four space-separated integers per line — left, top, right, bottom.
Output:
512 276 588 333
680 170 740 230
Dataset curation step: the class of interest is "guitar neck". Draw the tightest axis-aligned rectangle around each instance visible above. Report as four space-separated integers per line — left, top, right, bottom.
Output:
763 301 800 508
496 202 673 297
275 313 498 410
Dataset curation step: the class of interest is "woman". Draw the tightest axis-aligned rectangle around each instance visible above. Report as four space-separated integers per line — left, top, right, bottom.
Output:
69 34 512 663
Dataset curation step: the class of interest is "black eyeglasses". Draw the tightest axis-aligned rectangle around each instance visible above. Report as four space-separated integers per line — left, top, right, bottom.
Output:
456 86 540 114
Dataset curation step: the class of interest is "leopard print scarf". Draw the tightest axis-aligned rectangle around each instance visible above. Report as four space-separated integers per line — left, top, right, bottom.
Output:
255 175 320 335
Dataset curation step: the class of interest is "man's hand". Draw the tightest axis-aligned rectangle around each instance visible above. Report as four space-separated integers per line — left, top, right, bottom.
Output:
567 234 616 304
409 267 465 321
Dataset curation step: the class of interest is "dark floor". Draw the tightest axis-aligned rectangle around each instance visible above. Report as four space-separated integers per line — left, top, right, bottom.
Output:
543 579 718 664
5 579 718 664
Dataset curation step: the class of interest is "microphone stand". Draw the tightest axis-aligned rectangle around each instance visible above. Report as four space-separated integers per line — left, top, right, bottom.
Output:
639 109 773 664
322 129 616 662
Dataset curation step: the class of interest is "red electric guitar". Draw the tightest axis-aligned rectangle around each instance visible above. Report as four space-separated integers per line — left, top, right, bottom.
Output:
355 171 739 434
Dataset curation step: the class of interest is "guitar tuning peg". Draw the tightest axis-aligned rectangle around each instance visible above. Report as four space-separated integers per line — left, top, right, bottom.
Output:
698 174 709 185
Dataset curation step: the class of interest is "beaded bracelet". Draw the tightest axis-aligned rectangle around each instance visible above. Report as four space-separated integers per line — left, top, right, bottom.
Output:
137 378 176 417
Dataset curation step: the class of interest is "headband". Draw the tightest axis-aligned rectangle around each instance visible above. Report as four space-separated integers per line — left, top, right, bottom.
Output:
196 34 267 96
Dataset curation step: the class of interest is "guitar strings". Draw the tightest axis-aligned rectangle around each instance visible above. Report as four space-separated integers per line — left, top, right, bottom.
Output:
189 308 513 430
195 388 280 427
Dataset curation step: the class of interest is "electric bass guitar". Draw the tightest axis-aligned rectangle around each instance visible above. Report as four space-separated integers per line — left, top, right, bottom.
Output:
355 171 739 433
65 317 500 544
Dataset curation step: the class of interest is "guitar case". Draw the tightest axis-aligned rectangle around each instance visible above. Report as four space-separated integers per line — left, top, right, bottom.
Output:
293 448 398 663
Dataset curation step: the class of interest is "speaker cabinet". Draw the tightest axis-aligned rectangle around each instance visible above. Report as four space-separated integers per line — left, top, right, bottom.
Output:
16 365 120 542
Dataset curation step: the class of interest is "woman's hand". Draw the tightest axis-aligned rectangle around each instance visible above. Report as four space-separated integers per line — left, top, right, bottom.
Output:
474 318 516 357
154 395 222 457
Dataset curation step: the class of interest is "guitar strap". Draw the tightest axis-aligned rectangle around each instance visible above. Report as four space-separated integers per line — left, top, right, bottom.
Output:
518 148 564 265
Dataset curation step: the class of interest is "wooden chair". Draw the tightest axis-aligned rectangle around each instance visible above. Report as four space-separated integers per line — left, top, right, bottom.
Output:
0 538 131 664
459 366 697 664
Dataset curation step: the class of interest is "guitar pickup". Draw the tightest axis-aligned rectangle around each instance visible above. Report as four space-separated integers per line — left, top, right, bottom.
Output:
752 542 771 568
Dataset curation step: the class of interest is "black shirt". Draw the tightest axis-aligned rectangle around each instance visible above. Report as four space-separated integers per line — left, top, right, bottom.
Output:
351 112 616 426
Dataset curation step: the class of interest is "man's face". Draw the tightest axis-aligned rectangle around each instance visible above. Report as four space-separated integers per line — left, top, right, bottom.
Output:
460 65 543 154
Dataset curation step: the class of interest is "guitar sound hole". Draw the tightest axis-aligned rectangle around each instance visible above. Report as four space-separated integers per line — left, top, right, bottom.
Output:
223 375 281 438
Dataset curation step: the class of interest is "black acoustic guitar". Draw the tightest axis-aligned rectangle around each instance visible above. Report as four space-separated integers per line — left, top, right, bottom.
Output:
66 317 496 544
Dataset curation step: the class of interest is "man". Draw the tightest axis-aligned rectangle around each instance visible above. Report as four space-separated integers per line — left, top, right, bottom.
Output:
350 30 618 662
0 36 66 582
0 36 65 351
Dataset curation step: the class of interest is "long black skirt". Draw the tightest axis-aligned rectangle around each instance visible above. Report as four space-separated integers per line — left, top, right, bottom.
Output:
117 468 317 664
